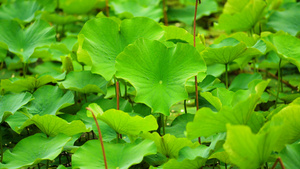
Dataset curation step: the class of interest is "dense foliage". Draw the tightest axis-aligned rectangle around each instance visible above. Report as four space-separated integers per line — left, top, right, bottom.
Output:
0 0 300 168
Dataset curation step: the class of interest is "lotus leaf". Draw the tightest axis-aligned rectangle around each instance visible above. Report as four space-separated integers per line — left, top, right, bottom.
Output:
116 38 206 115
58 71 108 94
0 20 55 63
78 17 164 80
72 139 157 169
0 133 70 169
279 143 300 169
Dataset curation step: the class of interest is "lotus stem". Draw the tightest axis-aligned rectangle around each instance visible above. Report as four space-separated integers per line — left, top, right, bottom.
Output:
23 63 27 78
275 59 281 108
271 157 285 169
105 0 109 17
225 63 229 89
115 79 120 110
46 160 49 169
162 0 168 26
194 0 201 144
86 107 108 169
184 100 187 114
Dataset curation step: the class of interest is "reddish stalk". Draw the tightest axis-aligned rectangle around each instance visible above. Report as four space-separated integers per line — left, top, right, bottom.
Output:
271 157 285 169
116 81 120 110
162 0 168 26
194 0 201 144
86 107 108 169
105 0 109 17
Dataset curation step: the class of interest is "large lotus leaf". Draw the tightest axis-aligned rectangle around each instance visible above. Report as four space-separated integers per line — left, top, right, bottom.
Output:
116 39 206 115
16 114 89 137
111 0 162 22
261 105 300 151
223 124 282 169
0 0 42 23
186 80 269 139
218 0 266 32
58 71 108 94
0 92 33 122
1 72 66 93
60 0 98 14
41 11 78 25
162 26 205 53
163 158 207 169
165 114 194 138
0 133 71 169
27 85 74 115
264 33 300 71
168 0 218 25
279 143 300 169
72 139 156 169
267 3 300 36
141 132 199 159
78 17 164 80
5 111 30 134
88 104 158 136
0 20 55 63
202 38 249 65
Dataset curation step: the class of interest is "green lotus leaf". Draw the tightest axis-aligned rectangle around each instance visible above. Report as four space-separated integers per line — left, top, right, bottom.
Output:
87 104 158 136
58 71 108 94
209 148 231 164
267 3 300 36
27 85 74 115
141 132 199 159
264 33 300 71
168 0 218 25
0 42 7 62
163 157 207 169
202 38 249 65
0 133 71 169
186 80 269 139
78 17 164 80
162 26 205 53
223 124 282 169
261 104 300 151
0 20 55 63
41 11 78 25
0 92 33 122
60 0 98 14
165 114 194 138
229 73 262 91
72 139 157 169
5 110 30 134
18 114 89 137
279 143 300 169
1 72 66 93
111 0 162 21
0 0 42 23
116 38 206 115
218 0 266 32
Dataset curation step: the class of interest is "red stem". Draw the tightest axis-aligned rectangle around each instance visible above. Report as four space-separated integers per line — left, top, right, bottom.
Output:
105 0 109 17
271 157 285 169
194 0 201 144
86 107 108 169
116 81 120 110
163 0 168 26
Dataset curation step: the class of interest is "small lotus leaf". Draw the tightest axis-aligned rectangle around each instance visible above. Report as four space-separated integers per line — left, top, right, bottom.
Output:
116 38 206 115
0 20 55 63
229 73 262 91
78 17 164 80
60 0 98 14
72 139 157 169
165 114 194 138
27 85 74 115
0 133 70 169
58 71 108 94
111 0 162 21
141 132 199 159
223 124 282 169
0 92 33 122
